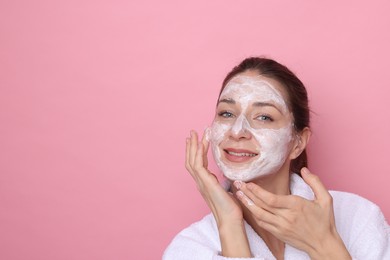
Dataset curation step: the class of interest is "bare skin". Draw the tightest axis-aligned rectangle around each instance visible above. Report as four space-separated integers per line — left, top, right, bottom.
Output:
186 131 251 257
186 131 351 259
185 71 351 259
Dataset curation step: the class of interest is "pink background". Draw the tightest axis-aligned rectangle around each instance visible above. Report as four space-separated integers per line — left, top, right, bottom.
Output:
1 1 389 259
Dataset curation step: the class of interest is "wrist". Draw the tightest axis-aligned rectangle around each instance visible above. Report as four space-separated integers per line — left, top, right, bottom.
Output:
309 230 351 260
218 218 245 230
218 221 252 258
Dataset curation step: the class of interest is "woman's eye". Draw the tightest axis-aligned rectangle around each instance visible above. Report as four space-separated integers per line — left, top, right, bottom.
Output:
218 111 235 118
256 115 273 122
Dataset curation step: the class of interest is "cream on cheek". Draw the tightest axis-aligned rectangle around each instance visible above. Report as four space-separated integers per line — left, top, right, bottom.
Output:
208 76 293 181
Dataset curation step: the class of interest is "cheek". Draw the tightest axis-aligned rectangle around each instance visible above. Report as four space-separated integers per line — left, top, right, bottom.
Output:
252 127 293 151
209 122 230 145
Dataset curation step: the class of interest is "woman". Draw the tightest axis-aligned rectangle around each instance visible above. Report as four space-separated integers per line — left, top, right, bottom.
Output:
163 57 389 259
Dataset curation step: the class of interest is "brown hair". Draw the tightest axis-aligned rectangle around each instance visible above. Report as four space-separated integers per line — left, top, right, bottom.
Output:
219 57 310 174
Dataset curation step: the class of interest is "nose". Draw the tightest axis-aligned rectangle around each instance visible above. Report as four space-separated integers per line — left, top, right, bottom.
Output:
229 115 252 140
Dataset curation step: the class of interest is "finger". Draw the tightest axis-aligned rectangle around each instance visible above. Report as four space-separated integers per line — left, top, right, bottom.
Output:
201 131 209 168
236 190 279 226
233 181 275 213
194 141 215 182
189 130 198 167
194 141 205 171
244 182 293 209
185 137 197 177
185 137 191 170
237 189 298 241
255 220 280 237
301 167 332 203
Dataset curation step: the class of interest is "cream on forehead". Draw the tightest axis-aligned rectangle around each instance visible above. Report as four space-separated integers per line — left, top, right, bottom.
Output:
220 76 288 114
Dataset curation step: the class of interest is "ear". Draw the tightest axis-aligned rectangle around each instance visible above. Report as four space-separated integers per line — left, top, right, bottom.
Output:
289 127 311 160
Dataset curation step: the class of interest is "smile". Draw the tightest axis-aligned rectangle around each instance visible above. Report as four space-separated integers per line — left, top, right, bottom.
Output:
223 148 259 163
225 150 257 157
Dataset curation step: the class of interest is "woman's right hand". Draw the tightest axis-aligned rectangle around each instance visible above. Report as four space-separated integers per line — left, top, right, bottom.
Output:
186 130 251 257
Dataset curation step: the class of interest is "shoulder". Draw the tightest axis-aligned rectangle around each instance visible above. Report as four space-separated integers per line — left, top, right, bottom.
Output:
163 214 221 259
329 190 388 227
329 191 390 258
329 190 381 212
329 190 385 230
170 213 219 242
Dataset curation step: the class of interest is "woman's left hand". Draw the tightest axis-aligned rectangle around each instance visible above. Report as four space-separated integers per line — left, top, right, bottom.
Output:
235 167 351 260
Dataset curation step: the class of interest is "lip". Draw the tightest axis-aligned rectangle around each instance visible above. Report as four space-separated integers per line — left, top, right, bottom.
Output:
223 148 259 163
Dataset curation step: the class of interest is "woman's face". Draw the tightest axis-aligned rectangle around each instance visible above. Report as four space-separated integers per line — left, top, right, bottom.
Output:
208 71 295 181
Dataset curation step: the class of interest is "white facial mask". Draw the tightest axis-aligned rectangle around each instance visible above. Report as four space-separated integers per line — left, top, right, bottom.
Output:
208 75 293 182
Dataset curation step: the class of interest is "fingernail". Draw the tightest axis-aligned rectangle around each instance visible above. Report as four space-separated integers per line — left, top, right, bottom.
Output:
246 198 254 206
237 191 254 206
301 167 309 175
233 181 242 189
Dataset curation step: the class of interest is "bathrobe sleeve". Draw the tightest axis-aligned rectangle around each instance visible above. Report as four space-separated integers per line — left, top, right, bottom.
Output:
350 204 390 259
164 190 389 260
331 191 390 260
163 214 267 260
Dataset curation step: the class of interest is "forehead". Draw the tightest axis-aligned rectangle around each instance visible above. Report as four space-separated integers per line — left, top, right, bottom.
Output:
220 74 289 108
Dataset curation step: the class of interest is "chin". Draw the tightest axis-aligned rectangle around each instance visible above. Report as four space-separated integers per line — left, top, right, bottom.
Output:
220 166 266 182
219 159 284 182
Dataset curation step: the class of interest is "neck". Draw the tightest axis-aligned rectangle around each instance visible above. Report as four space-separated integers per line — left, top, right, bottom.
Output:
231 163 291 259
234 161 291 195
250 168 291 196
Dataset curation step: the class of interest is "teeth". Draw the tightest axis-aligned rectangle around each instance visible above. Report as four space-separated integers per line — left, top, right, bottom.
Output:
227 151 257 157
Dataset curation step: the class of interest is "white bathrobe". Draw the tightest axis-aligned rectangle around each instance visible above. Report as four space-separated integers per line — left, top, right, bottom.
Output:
163 174 390 259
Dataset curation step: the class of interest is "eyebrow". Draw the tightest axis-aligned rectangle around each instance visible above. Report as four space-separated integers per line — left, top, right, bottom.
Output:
218 98 236 104
217 99 284 113
252 101 283 113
